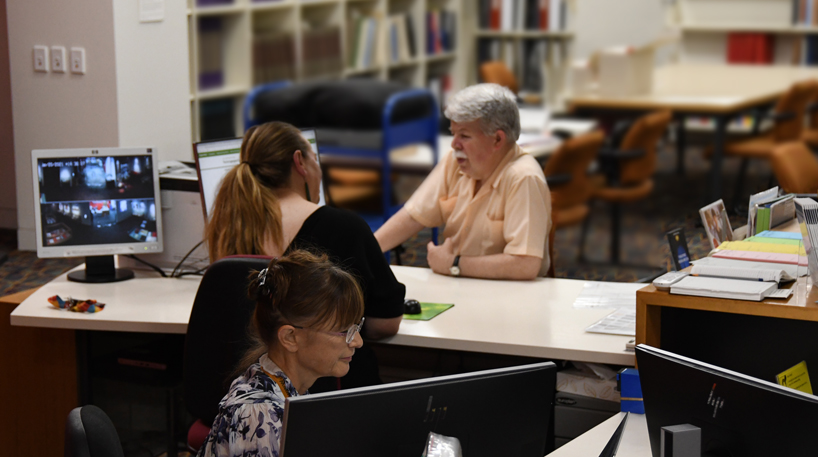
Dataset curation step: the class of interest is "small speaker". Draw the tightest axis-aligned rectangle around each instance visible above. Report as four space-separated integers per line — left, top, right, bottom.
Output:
660 424 701 457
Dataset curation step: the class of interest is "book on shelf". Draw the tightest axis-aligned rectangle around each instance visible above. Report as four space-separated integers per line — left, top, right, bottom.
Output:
302 27 342 79
727 33 774 64
385 13 415 64
198 17 224 91
252 32 295 85
479 0 565 31
794 0 818 26
197 0 233 6
427 9 456 55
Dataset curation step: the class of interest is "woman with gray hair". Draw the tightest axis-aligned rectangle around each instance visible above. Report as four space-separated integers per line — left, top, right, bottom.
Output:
375 83 552 280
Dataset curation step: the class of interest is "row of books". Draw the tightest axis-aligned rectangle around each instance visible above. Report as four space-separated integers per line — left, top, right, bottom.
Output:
427 74 452 114
793 0 818 26
478 0 567 31
477 38 550 94
386 14 418 64
198 17 225 90
252 33 295 85
302 27 343 79
795 35 818 65
427 10 456 55
726 33 774 64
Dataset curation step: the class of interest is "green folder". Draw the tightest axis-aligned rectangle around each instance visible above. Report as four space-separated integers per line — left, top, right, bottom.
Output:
403 302 454 321
745 236 801 246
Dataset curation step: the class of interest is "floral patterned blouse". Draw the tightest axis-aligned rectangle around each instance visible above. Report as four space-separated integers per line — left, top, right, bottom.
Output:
197 355 302 457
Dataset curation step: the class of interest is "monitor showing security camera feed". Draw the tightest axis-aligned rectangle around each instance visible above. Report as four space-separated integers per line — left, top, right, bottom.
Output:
32 147 163 283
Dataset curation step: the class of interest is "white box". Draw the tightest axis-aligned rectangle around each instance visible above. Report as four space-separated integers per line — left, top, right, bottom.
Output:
598 46 654 97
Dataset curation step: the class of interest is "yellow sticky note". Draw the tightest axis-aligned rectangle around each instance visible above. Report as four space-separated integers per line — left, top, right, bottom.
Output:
776 361 813 395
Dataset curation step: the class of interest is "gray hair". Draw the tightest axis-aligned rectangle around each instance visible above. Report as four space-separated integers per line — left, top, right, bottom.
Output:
444 83 520 143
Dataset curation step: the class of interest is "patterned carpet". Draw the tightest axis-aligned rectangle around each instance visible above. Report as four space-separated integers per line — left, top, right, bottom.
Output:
0 136 769 293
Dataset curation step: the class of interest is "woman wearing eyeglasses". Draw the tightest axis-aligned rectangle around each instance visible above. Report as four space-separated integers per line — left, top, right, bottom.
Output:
205 121 405 391
198 250 365 457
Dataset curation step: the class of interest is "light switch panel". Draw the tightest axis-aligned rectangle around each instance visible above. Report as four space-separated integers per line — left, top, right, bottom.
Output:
33 46 48 72
70 47 86 74
51 46 66 73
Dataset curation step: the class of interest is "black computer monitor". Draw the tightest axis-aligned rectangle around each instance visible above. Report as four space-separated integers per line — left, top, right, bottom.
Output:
636 344 818 457
32 147 163 283
280 362 557 457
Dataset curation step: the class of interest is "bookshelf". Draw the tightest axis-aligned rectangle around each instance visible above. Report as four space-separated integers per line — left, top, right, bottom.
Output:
674 0 818 66
462 0 574 108
187 0 464 142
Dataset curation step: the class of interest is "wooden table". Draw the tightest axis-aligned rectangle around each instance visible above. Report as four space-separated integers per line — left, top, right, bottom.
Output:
567 63 818 201
635 280 818 381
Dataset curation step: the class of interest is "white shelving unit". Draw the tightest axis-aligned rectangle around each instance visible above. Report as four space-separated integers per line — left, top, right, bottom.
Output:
187 0 464 142
674 0 818 65
461 5 574 109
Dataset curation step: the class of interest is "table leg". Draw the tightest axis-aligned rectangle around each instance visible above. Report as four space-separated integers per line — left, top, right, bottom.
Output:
675 115 687 176
709 115 729 202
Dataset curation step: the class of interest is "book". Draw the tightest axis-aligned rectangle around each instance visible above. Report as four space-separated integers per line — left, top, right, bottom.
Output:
666 227 691 271
716 241 805 255
700 199 733 250
690 264 794 283
670 276 779 301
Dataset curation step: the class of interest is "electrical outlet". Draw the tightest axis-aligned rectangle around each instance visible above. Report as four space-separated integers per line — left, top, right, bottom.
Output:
70 47 86 74
33 45 48 72
51 46 66 73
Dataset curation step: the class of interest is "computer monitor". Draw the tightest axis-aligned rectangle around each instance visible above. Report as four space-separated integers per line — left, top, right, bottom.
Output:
636 344 818 457
194 129 326 220
280 362 557 457
32 147 163 283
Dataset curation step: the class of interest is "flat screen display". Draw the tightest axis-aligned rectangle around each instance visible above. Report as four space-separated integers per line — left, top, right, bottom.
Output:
194 129 325 220
32 147 163 258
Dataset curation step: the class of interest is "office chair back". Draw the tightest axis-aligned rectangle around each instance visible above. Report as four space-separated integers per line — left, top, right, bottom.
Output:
479 61 518 94
545 130 604 211
772 80 818 142
618 110 673 186
184 256 271 426
804 79 818 129
65 405 124 457
771 142 818 194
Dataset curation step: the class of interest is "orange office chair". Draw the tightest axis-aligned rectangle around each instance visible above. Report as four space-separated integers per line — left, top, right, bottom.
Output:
770 142 818 194
801 79 818 149
479 61 519 94
544 130 605 229
710 80 818 202
580 110 673 264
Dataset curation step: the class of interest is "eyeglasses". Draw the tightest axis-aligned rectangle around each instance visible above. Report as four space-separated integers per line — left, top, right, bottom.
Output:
291 317 365 344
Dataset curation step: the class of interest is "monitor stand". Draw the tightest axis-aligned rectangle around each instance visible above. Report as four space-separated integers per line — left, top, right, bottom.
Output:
68 255 135 283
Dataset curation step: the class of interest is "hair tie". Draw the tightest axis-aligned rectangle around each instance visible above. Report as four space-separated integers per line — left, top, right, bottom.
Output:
257 268 272 298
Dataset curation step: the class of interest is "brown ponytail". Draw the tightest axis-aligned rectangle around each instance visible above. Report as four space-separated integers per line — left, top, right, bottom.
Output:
205 122 312 261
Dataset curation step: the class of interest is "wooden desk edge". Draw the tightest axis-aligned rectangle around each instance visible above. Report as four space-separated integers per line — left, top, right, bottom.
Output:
0 287 40 306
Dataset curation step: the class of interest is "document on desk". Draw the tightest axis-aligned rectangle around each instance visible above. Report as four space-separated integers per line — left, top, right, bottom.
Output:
573 282 645 309
692 256 806 278
585 308 636 336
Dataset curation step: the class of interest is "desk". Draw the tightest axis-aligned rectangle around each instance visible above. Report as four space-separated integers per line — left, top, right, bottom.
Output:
567 63 818 201
10 265 634 366
6 265 634 456
546 412 650 457
636 281 818 381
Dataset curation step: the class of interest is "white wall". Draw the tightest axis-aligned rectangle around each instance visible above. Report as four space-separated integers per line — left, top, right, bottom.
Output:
8 0 193 250
572 0 668 60
112 1 192 162
7 0 120 250
0 0 16 229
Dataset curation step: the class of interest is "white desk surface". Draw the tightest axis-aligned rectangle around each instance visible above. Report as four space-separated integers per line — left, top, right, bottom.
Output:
10 265 635 366
546 412 651 457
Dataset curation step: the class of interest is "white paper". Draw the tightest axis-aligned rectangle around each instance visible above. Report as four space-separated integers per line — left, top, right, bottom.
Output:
573 282 645 309
585 308 636 336
140 0 164 23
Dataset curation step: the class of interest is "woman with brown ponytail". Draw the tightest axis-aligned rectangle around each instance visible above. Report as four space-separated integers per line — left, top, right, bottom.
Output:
204 121 405 390
197 250 365 457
